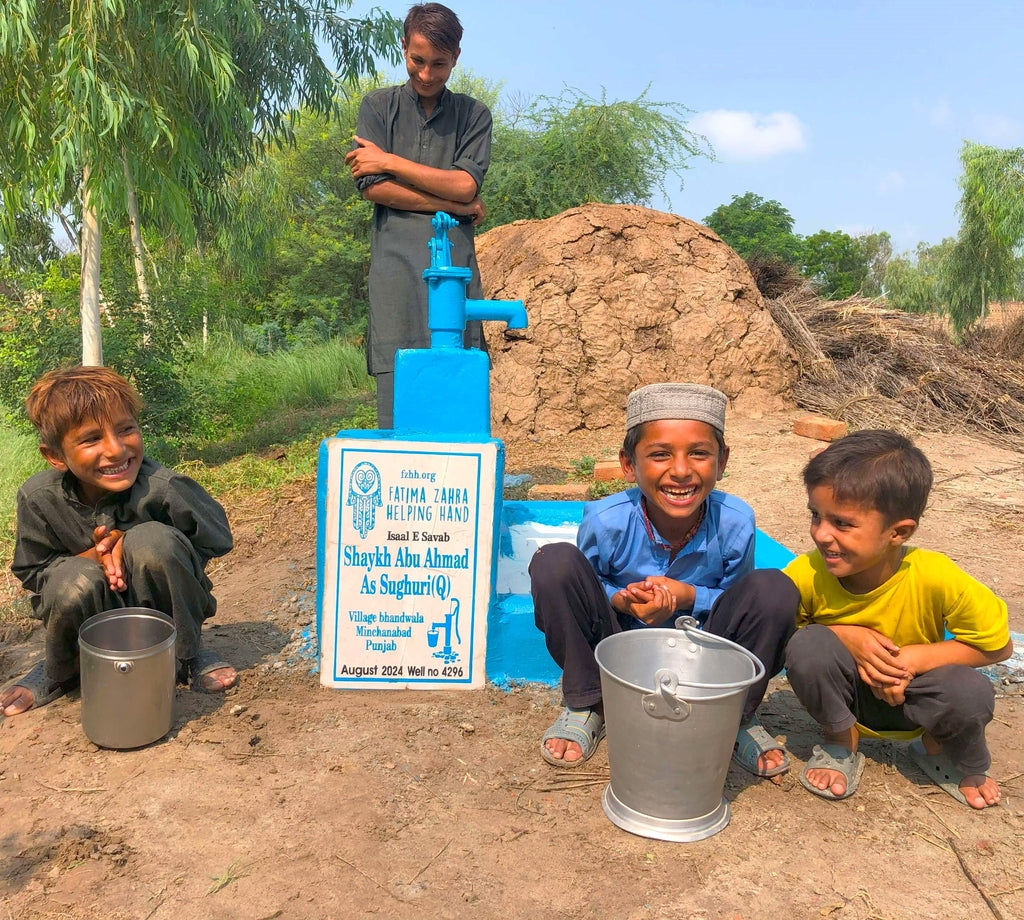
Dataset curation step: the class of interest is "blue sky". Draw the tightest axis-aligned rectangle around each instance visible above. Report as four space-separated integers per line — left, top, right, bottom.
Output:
348 1 1023 253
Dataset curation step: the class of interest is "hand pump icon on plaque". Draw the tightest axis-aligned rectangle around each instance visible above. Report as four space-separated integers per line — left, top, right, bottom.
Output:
427 598 461 664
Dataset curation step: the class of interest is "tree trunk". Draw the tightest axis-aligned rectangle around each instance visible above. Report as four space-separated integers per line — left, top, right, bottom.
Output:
123 155 152 341
80 165 103 366
58 209 80 253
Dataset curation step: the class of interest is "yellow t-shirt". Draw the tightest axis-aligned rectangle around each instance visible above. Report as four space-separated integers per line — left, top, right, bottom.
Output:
783 547 1009 651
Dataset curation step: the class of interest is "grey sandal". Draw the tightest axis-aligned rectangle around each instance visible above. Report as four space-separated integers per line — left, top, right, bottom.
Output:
909 738 975 807
733 716 790 777
541 706 605 768
799 743 865 800
0 661 72 718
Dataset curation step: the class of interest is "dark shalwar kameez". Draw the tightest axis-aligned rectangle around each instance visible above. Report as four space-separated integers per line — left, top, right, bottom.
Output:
11 458 233 683
354 82 493 382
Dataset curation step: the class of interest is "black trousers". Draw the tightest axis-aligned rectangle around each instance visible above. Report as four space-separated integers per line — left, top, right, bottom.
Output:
39 522 215 683
785 624 995 774
529 542 798 720
375 371 395 430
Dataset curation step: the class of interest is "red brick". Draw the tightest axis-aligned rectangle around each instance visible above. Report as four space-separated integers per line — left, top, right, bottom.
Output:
593 459 625 482
809 446 828 460
793 416 847 442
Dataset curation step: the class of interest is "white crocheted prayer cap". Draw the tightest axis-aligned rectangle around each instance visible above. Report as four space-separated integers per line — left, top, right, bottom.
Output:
625 383 727 435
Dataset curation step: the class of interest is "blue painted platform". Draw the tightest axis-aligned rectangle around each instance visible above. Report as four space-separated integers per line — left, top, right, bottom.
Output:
485 499 796 686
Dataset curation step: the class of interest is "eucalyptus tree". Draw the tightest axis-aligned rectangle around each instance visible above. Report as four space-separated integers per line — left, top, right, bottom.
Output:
944 142 1024 330
0 1 400 364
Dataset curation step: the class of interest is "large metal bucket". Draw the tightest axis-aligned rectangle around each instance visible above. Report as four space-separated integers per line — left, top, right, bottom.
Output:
594 617 765 841
79 608 176 749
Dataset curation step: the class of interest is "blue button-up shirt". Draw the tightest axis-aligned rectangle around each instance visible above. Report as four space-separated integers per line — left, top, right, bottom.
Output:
576 487 755 624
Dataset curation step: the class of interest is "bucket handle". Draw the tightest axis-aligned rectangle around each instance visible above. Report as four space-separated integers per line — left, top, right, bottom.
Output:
114 660 134 674
641 668 692 721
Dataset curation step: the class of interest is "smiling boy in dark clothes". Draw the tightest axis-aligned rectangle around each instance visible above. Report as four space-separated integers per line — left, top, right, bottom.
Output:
530 384 798 774
1 366 235 717
346 3 491 427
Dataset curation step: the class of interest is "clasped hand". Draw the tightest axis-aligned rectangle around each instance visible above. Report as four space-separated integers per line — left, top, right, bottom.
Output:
612 576 686 627
831 625 915 706
83 525 126 593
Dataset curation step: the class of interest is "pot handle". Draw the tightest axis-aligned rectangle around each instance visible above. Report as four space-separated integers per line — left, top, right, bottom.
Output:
641 668 692 721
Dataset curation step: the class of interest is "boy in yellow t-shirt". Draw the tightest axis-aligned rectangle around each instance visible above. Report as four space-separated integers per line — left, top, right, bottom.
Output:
783 430 1012 808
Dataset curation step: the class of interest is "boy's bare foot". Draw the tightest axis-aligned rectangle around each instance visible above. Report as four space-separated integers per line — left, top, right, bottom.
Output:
540 706 605 768
916 734 1000 809
1 686 34 716
0 662 72 717
197 665 238 692
183 651 239 693
960 774 1001 808
732 717 790 780
804 726 859 797
544 736 583 764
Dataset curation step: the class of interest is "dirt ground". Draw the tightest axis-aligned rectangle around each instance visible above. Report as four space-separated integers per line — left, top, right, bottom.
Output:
1 412 1023 920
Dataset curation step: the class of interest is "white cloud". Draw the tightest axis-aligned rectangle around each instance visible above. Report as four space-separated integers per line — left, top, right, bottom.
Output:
972 113 1022 144
878 171 906 194
690 110 807 160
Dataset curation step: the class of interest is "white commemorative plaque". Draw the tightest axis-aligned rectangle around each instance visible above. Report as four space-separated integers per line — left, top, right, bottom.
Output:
319 438 497 688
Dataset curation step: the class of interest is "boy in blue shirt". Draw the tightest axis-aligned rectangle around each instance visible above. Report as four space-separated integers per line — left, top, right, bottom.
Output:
530 383 798 773
1 366 235 718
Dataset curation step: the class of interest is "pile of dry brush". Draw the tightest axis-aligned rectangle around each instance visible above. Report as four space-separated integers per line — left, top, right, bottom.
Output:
766 288 1024 451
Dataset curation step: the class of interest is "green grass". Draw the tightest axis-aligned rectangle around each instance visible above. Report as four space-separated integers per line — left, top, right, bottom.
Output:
0 421 45 550
175 335 372 445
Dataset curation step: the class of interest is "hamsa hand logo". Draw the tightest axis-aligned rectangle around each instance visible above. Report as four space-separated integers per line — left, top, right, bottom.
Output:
347 461 382 538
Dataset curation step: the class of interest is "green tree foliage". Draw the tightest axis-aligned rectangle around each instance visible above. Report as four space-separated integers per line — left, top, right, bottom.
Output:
0 247 197 436
260 92 375 336
703 192 803 263
209 74 712 340
482 85 712 228
882 239 955 315
0 208 63 271
802 229 892 299
0 1 400 361
944 142 1024 330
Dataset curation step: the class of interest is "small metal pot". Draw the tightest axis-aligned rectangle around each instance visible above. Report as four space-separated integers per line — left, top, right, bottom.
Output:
79 607 176 749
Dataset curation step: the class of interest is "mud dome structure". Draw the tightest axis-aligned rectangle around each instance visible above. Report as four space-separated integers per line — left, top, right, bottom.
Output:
476 203 797 438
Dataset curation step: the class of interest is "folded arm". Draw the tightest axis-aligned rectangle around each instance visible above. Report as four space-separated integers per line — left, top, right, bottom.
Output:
347 136 479 202
360 180 486 225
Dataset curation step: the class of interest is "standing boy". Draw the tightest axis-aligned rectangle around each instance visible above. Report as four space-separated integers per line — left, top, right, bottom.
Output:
1 367 236 718
530 384 798 774
784 430 1012 807
346 3 491 427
